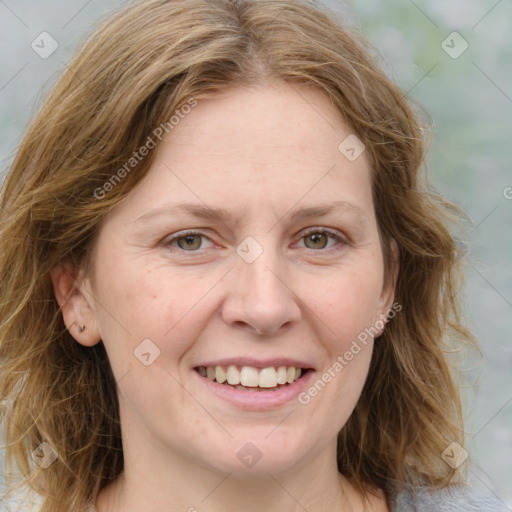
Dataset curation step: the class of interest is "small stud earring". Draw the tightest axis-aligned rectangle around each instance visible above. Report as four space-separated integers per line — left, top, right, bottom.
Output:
78 324 86 333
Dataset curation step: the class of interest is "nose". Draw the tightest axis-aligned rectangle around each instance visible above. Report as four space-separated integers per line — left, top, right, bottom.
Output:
221 249 302 336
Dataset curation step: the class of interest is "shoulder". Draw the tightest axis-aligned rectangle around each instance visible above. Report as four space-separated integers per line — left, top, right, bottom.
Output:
390 482 510 512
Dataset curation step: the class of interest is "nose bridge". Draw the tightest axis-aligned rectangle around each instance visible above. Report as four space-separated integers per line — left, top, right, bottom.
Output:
244 252 284 300
222 236 301 334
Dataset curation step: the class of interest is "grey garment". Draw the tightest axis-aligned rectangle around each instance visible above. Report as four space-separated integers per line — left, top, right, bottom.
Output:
389 483 510 512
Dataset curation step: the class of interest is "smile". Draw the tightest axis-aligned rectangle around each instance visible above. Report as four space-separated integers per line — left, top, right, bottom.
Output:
195 365 304 391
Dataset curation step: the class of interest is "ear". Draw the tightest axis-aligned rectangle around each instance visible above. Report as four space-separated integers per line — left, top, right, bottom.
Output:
376 238 400 335
50 262 102 347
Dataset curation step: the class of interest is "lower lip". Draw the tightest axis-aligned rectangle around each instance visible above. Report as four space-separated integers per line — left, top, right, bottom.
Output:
193 369 315 410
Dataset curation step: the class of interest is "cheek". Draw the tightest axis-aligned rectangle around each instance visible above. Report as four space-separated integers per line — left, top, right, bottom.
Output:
304 264 384 419
303 263 385 350
92 255 217 370
90 259 199 423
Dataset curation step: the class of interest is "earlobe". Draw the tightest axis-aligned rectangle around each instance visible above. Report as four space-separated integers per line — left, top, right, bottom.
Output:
50 262 101 347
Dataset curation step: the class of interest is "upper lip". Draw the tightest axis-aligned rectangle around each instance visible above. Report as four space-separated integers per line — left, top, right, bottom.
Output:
195 357 314 370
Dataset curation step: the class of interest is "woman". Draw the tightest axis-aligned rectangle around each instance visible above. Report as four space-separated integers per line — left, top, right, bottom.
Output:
0 0 507 510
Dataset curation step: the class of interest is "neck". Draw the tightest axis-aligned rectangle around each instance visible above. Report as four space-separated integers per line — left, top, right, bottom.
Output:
95 444 359 512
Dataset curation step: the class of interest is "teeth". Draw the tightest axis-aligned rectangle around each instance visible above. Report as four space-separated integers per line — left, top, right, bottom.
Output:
215 366 227 384
276 366 287 385
199 364 304 388
258 367 277 388
240 366 259 387
226 365 240 385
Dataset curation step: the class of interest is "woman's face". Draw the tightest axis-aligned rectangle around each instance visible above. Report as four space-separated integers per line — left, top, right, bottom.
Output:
68 82 395 477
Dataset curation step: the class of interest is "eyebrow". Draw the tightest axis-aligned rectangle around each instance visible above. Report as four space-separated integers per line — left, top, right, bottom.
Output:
133 200 368 227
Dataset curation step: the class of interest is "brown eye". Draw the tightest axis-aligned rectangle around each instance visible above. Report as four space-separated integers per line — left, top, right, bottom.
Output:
304 232 329 250
163 231 214 252
176 234 203 251
296 228 346 252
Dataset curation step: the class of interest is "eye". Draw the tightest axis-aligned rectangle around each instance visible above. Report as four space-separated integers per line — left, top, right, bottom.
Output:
163 230 214 252
162 227 347 254
295 228 347 251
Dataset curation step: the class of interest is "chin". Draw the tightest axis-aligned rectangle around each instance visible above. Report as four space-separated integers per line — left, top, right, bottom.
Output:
188 432 311 477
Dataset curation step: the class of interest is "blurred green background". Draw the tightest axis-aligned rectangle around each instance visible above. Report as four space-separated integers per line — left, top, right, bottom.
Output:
350 1 512 504
0 0 510 507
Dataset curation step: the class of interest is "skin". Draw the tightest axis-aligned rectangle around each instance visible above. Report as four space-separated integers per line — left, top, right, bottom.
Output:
51 81 395 512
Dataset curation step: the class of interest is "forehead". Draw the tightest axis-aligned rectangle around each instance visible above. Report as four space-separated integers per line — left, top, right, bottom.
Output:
168 82 356 161
110 82 374 224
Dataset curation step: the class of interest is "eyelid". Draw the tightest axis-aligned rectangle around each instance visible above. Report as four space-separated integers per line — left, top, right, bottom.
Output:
299 226 345 239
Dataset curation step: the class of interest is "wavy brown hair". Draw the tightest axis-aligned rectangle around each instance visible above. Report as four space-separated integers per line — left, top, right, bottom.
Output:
0 0 477 510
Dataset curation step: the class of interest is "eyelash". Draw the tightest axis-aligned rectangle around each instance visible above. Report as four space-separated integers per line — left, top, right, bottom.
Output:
162 227 348 254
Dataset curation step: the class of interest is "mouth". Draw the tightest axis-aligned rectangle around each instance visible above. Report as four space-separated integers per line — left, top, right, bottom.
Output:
194 364 311 392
